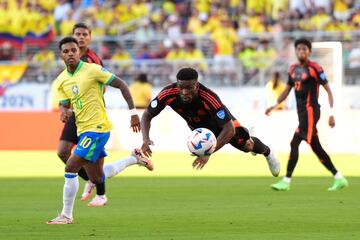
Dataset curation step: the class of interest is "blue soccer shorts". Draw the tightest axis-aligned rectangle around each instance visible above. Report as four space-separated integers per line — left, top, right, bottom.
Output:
74 131 110 163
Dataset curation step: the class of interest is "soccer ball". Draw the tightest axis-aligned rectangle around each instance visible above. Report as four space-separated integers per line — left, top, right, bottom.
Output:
187 128 217 157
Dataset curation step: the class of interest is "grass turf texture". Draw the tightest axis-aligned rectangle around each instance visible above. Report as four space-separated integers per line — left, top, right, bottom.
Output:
0 151 359 239
1 151 359 177
0 177 359 240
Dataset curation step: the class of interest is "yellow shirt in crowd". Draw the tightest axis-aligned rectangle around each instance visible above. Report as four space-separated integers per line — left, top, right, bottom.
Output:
211 27 238 55
266 80 286 110
129 81 152 109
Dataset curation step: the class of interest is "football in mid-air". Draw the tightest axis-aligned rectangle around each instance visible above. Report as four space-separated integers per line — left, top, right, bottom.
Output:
187 128 217 157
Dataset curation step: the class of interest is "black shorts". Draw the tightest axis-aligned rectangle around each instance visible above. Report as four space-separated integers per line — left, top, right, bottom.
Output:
296 107 320 143
60 114 78 144
229 126 250 150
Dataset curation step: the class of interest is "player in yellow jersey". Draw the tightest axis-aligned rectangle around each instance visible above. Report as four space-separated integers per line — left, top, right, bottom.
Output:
47 37 153 224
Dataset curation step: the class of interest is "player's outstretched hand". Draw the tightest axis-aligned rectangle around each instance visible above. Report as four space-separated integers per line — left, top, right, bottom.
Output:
265 106 274 116
328 115 335 128
130 115 141 132
141 139 154 157
192 155 210 170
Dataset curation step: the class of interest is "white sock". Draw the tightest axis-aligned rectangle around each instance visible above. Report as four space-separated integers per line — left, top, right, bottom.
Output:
283 177 291 184
334 172 343 180
103 156 137 178
61 173 79 219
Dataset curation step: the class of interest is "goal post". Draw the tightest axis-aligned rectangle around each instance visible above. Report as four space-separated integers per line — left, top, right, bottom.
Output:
311 41 343 111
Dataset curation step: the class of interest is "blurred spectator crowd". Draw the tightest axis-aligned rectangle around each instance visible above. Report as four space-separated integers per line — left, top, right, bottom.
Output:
2 0 360 38
2 0 360 85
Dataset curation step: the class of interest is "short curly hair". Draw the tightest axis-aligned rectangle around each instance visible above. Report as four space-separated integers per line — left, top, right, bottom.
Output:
176 68 198 81
59 37 79 50
294 38 312 51
72 22 91 34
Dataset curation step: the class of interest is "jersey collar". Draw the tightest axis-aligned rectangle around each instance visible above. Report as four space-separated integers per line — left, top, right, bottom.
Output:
67 60 84 77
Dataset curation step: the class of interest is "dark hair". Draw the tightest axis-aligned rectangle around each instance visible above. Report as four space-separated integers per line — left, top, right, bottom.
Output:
294 38 312 51
187 42 196 49
136 73 148 83
272 71 280 89
176 67 198 81
59 37 79 50
273 71 280 79
72 22 91 34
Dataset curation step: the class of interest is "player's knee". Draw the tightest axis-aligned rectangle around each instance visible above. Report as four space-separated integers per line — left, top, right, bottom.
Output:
241 138 254 152
64 165 78 173
242 148 250 153
240 143 251 152
57 149 69 163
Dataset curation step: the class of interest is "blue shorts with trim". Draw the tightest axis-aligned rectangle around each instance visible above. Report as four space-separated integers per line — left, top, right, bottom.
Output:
74 131 110 163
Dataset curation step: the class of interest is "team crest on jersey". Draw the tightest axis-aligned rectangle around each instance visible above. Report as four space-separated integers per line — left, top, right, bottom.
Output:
216 109 225 119
72 85 79 95
101 67 109 72
151 100 158 108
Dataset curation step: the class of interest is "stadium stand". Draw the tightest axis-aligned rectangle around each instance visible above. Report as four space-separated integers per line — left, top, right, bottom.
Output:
1 0 360 85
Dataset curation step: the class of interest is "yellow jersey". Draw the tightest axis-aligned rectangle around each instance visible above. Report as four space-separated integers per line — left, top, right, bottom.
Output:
54 61 114 134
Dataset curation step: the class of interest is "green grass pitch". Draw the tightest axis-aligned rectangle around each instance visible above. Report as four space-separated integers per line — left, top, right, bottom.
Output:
0 151 359 239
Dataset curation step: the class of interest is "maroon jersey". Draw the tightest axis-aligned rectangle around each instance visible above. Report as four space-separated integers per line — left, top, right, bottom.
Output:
147 83 239 136
81 48 106 94
81 49 103 66
287 60 328 112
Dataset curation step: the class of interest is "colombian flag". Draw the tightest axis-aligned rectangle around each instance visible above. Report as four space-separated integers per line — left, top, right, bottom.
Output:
0 29 55 51
24 29 55 47
0 33 24 51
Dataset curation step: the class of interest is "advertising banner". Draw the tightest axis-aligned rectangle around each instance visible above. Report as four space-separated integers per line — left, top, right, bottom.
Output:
0 83 50 110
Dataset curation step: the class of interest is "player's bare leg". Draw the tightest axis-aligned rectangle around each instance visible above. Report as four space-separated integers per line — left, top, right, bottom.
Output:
58 140 90 185
57 140 74 164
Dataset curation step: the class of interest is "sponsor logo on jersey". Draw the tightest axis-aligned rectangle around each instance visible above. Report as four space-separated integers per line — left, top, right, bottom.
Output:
320 73 326 80
216 109 225 119
151 100 158 108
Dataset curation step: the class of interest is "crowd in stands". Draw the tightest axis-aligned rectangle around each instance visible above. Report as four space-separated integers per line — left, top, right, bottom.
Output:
2 0 360 85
